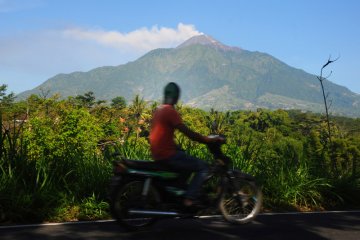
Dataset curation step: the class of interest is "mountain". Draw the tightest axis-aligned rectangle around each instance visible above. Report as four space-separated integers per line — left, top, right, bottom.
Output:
17 34 360 117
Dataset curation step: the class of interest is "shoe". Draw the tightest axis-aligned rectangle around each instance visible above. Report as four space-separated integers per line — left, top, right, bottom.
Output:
182 200 206 214
182 204 199 214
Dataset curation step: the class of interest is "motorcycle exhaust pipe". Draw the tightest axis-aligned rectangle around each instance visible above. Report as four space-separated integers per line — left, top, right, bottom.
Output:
128 209 180 217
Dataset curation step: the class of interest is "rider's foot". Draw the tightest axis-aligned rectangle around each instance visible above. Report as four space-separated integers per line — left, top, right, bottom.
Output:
182 198 205 213
184 198 194 207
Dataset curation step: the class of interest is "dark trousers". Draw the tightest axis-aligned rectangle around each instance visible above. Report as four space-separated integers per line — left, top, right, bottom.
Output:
160 151 209 200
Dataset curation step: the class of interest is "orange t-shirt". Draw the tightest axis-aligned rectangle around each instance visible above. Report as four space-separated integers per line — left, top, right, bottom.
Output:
149 104 182 160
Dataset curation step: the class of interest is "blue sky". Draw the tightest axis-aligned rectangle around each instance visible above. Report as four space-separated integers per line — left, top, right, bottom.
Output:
1 0 360 94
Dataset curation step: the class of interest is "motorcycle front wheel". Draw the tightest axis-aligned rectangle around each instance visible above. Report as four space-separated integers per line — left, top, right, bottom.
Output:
219 177 262 224
110 180 161 231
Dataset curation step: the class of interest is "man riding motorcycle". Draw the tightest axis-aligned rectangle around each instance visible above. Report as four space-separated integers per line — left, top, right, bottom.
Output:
149 82 224 209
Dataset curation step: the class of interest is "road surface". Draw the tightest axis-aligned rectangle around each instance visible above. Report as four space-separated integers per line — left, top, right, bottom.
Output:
1 211 359 240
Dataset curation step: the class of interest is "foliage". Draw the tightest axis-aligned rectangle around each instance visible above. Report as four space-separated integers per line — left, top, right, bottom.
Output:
1 88 360 223
111 96 127 110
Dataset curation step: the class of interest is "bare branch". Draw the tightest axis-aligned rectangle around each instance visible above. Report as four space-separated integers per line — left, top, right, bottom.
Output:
317 76 323 82
321 55 332 69
325 71 333 79
322 55 340 70
328 99 333 110
325 91 330 99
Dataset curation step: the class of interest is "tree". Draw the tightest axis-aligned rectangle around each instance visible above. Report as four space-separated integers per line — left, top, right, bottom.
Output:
317 55 340 175
0 84 6 161
75 91 96 108
0 84 17 162
206 108 230 135
128 95 148 139
317 55 340 141
0 84 15 106
111 96 126 110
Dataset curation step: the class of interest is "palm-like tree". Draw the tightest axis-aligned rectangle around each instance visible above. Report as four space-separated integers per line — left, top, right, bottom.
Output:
128 95 148 139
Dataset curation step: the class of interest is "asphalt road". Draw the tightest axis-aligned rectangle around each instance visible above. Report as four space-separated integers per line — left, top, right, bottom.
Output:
1 211 359 240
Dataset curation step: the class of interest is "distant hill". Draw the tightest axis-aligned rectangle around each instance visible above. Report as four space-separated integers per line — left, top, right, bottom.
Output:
17 34 360 117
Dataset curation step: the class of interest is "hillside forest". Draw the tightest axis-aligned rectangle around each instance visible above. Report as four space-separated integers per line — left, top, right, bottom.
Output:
1 85 359 223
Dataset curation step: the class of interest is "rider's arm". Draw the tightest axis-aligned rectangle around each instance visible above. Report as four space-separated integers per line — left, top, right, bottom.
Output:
175 123 213 144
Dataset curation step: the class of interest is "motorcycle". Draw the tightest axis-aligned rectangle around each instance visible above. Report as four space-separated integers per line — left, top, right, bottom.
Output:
108 135 262 231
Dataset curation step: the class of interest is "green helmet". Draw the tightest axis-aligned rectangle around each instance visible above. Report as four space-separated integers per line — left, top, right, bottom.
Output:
163 82 180 105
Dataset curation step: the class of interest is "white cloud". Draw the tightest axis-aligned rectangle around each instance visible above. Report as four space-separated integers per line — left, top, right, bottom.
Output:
62 23 202 52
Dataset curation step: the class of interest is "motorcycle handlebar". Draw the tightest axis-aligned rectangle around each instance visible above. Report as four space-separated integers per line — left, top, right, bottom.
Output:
206 135 229 161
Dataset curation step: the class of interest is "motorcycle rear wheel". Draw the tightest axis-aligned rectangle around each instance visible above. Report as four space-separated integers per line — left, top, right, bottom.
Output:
110 180 161 231
219 177 262 224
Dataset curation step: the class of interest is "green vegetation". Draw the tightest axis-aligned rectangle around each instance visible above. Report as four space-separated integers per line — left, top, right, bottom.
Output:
1 85 360 224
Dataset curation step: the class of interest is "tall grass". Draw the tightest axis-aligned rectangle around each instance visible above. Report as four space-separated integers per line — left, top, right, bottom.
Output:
0 107 112 223
224 128 337 210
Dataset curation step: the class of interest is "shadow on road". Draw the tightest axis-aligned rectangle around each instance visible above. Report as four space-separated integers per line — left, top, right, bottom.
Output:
1 212 359 240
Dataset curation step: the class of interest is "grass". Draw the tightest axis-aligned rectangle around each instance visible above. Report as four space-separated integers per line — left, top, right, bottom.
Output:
2 134 359 224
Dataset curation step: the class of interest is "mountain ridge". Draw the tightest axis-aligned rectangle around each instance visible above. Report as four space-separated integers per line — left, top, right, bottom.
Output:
16 34 360 117
176 34 242 52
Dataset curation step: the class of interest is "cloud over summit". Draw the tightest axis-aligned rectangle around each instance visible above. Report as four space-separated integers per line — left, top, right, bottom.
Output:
62 23 202 52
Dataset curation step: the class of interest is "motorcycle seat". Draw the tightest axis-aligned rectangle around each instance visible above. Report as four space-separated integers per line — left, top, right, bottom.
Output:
123 159 174 172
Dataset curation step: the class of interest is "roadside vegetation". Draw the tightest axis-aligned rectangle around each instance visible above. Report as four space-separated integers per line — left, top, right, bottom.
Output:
0 85 359 223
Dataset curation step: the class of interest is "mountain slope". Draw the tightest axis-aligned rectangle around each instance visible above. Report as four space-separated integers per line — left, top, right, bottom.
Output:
17 35 360 117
